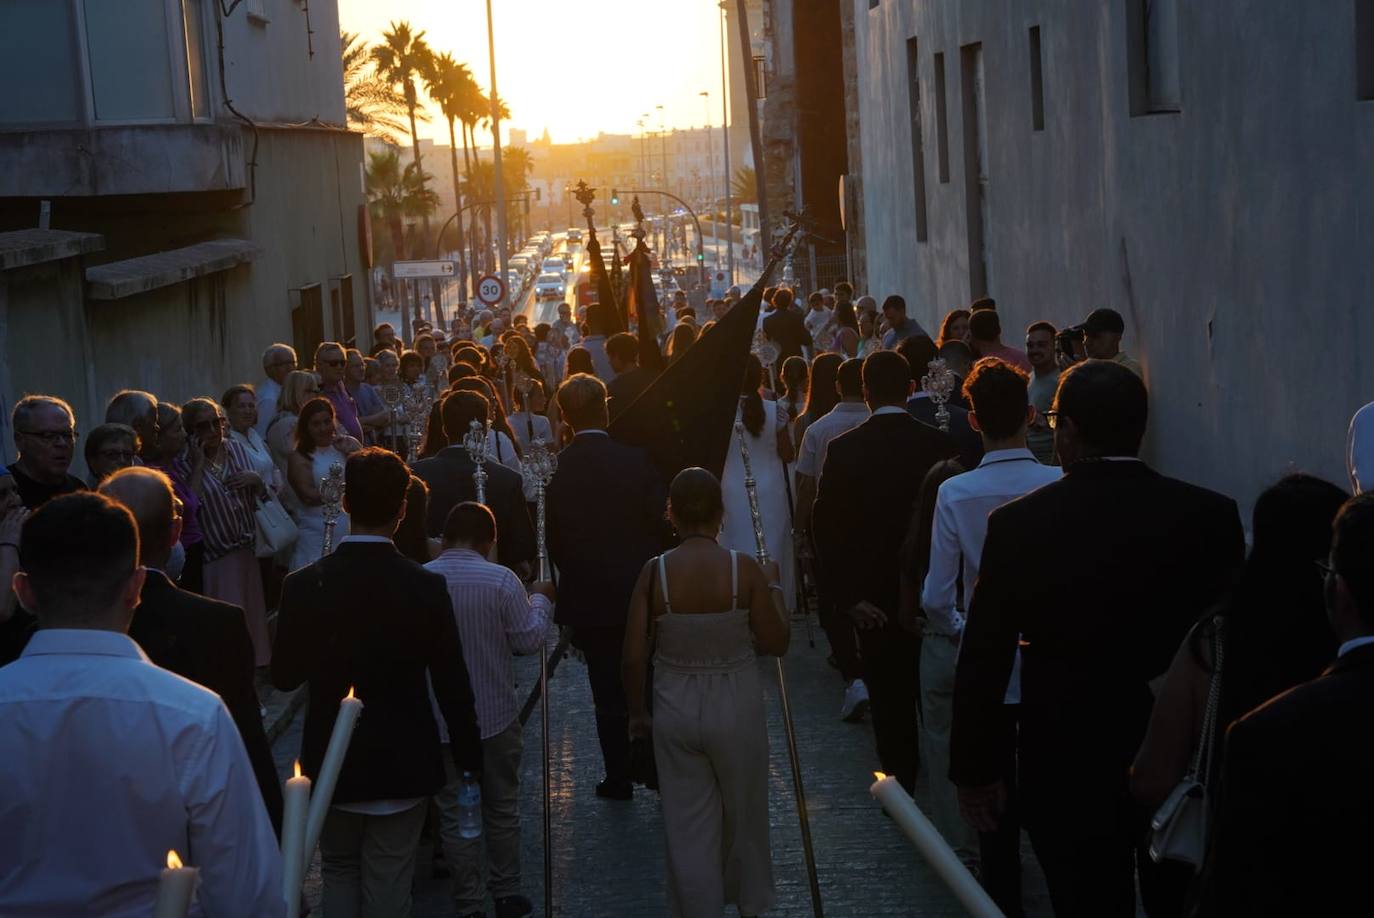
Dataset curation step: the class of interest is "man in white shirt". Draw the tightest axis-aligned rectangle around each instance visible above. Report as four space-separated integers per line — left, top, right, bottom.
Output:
0 493 284 917
920 357 1061 915
1347 400 1374 494
794 357 870 720
426 502 554 918
255 342 297 438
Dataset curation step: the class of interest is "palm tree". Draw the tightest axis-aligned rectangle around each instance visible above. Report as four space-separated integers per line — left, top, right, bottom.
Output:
341 31 409 142
372 22 434 234
732 165 758 204
422 52 480 300
502 146 534 241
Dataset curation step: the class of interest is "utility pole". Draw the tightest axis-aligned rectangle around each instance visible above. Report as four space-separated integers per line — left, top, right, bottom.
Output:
484 0 509 306
701 90 720 270
735 0 768 253
719 1 734 284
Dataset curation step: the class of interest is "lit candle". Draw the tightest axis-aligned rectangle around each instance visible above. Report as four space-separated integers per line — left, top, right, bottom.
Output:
301 687 363 873
281 760 311 918
152 849 198 918
869 772 1005 918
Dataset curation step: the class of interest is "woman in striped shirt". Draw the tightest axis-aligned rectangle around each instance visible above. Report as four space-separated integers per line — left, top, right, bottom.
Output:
178 397 272 667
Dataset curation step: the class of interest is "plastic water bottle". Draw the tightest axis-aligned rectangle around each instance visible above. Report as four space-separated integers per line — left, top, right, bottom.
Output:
457 772 482 839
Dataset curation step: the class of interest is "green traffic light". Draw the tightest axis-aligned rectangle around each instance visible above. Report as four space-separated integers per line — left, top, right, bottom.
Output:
610 189 620 205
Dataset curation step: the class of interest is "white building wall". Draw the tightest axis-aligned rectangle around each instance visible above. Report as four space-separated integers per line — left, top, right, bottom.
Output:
855 1 1374 513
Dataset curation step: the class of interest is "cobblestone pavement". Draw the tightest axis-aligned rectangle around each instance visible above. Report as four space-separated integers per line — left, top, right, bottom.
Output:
273 620 1056 917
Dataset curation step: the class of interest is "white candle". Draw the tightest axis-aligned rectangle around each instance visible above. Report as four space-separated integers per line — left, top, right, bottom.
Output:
869 772 1005 918
281 760 311 918
301 687 363 873
152 849 198 918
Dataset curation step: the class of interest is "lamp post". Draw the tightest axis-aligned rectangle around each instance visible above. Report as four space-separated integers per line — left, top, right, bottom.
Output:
718 1 734 284
701 90 720 271
484 0 508 306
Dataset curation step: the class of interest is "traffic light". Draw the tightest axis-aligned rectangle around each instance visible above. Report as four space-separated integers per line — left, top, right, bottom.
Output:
610 189 620 205
696 251 704 262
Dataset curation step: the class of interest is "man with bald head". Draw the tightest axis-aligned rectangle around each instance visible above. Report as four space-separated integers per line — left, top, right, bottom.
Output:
256 343 298 437
105 389 159 461
98 467 283 830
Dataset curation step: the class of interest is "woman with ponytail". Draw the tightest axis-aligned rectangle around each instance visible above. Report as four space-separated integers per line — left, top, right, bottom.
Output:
720 354 798 611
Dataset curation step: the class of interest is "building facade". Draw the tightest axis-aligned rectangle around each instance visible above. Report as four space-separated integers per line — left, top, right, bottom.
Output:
0 0 368 466
854 1 1373 512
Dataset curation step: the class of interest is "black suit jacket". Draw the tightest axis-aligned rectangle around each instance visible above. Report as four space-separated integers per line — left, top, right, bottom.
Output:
950 460 1243 834
413 445 536 571
906 396 984 470
1204 644 1374 916
132 571 284 831
0 572 285 832
272 541 483 802
761 307 812 371
546 433 666 629
606 366 656 421
813 411 959 617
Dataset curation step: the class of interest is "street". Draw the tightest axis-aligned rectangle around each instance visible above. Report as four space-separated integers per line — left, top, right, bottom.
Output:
272 620 1055 917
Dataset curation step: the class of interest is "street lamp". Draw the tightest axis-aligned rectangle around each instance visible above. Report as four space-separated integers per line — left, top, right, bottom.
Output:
718 0 734 284
701 90 719 270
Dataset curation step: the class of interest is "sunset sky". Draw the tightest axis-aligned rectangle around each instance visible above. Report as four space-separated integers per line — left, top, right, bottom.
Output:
339 0 730 146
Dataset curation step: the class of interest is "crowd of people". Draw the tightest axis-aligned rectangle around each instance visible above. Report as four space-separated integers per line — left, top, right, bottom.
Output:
1 272 1372 918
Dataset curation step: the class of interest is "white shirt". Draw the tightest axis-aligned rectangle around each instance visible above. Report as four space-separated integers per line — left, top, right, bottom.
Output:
255 377 282 439
1347 401 1374 495
508 412 554 452
425 548 552 739
796 401 870 477
872 405 909 417
804 307 833 339
921 448 1062 703
0 630 284 918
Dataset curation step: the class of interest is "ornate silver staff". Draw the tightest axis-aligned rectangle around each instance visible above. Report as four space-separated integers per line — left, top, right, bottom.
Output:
733 421 825 917
463 419 490 504
319 462 344 558
520 438 558 918
402 383 429 464
921 357 957 433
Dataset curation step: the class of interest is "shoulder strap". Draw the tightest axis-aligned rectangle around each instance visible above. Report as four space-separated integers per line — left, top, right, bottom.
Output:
1190 618 1225 783
730 550 739 608
657 554 672 615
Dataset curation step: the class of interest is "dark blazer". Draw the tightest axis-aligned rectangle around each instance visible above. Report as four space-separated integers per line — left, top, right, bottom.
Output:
0 571 285 832
950 460 1244 835
813 410 959 617
132 571 283 831
1204 643 1374 916
906 395 984 470
761 307 813 371
546 432 666 629
271 540 483 803
413 445 536 571
606 366 656 420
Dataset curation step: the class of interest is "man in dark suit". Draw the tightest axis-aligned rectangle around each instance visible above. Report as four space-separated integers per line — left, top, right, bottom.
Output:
605 332 656 421
413 390 536 575
898 335 984 469
814 350 959 791
90 468 283 831
761 287 812 376
273 448 483 917
546 373 666 799
1204 494 1374 917
950 360 1244 917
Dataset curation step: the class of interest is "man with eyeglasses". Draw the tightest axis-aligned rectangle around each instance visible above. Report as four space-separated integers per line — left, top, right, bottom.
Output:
315 342 364 441
255 343 298 438
6 396 86 509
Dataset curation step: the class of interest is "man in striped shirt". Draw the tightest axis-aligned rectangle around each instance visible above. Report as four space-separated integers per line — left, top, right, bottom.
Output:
426 502 554 918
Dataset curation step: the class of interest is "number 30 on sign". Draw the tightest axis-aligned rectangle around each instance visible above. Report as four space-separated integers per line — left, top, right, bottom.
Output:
476 274 506 306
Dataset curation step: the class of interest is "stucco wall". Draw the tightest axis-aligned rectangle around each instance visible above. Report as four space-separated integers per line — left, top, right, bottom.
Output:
221 1 347 126
854 1 1373 514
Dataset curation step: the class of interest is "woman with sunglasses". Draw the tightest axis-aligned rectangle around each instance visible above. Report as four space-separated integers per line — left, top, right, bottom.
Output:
179 397 272 667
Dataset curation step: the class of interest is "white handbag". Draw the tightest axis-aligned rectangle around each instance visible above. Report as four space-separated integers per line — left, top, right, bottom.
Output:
1149 620 1225 869
254 493 299 558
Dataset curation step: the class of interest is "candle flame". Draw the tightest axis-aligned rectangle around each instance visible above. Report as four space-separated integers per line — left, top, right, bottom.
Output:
345 686 356 700
166 850 183 869
873 771 886 780
293 760 302 779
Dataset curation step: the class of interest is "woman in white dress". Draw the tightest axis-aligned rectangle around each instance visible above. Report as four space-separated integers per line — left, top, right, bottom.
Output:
286 397 360 571
721 354 797 611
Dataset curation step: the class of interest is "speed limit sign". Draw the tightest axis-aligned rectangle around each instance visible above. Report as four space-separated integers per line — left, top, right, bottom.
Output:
476 274 506 307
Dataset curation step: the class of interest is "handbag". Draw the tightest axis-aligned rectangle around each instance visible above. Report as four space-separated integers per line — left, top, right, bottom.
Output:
253 492 299 558
1148 619 1225 868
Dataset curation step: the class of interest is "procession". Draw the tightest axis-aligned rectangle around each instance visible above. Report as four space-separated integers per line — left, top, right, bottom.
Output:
2 2 1372 917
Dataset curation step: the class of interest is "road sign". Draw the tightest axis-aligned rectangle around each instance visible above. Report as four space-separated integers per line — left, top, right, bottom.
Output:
476 274 506 306
393 259 457 279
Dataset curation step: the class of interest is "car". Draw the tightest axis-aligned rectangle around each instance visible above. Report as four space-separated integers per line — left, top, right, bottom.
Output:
534 273 566 299
560 252 575 270
541 257 567 278
566 228 583 243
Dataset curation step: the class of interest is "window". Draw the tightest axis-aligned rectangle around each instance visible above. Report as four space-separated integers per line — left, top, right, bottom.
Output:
1359 0 1374 100
1127 0 1182 115
1029 26 1046 131
85 0 176 121
961 42 990 298
291 284 324 361
934 52 951 182
0 1 83 124
906 37 929 241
